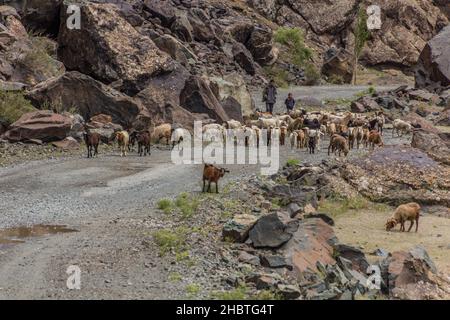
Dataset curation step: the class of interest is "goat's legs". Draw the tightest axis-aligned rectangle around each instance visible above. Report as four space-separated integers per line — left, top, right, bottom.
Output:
407 220 414 232
202 179 206 193
415 216 419 232
207 181 211 193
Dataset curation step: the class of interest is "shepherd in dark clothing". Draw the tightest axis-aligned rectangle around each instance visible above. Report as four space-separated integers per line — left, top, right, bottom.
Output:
285 93 296 113
263 80 277 114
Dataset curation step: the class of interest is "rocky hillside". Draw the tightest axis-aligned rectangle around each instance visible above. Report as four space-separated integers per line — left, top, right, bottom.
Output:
0 0 449 131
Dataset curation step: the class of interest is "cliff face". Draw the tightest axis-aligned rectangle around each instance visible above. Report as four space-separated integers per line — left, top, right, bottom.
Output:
250 0 448 68
0 0 448 127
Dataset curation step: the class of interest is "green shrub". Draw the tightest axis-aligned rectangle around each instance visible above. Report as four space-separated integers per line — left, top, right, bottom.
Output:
274 27 313 67
286 158 300 167
153 227 190 255
304 63 320 85
175 193 199 219
157 198 173 214
0 91 36 125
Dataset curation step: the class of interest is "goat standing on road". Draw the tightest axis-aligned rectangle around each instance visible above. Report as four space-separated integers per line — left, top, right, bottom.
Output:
202 164 229 193
84 129 100 158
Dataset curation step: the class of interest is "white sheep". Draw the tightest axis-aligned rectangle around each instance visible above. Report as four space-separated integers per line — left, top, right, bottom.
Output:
392 119 412 137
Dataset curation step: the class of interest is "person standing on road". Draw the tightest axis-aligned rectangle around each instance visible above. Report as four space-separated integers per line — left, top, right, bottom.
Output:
284 93 296 114
263 80 277 115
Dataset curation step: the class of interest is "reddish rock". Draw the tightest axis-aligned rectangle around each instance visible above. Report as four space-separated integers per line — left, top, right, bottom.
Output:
4 111 73 142
51 137 80 150
381 246 440 298
90 114 113 125
282 218 337 274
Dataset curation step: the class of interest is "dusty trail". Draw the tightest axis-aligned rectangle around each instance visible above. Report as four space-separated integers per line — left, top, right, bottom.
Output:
0 86 409 299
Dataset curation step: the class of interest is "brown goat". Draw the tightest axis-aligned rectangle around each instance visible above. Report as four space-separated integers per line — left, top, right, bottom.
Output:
84 129 101 158
368 130 384 150
386 202 421 232
279 126 287 146
202 164 229 193
137 131 151 156
328 134 349 157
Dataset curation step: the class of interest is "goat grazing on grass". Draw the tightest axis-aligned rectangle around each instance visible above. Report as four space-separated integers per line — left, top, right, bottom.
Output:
385 202 421 232
116 130 130 157
84 129 100 158
137 131 151 156
202 164 229 193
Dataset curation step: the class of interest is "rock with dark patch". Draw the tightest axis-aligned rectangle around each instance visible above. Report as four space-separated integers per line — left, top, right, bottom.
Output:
143 0 176 26
221 96 243 123
232 42 257 76
58 2 174 95
179 76 230 122
304 213 334 226
18 0 62 35
222 214 258 243
26 72 145 127
334 244 369 274
415 25 450 88
249 213 299 248
3 110 73 142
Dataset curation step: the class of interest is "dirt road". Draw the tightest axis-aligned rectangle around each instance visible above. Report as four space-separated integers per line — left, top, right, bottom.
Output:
0 85 413 299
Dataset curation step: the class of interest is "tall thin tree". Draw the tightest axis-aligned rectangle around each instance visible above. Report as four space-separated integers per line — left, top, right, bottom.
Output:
353 6 370 85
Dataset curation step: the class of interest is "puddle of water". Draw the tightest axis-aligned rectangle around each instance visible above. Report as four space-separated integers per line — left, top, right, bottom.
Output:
0 225 77 249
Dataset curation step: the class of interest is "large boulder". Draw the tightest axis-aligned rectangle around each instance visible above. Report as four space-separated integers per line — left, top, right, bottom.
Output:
17 0 62 35
361 0 448 68
3 110 73 142
282 218 338 274
415 25 450 88
232 42 257 76
380 246 449 299
0 5 63 86
411 129 450 165
152 34 197 67
58 2 174 95
342 145 450 206
179 76 230 122
209 74 255 117
25 71 145 126
249 213 299 248
322 47 354 84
